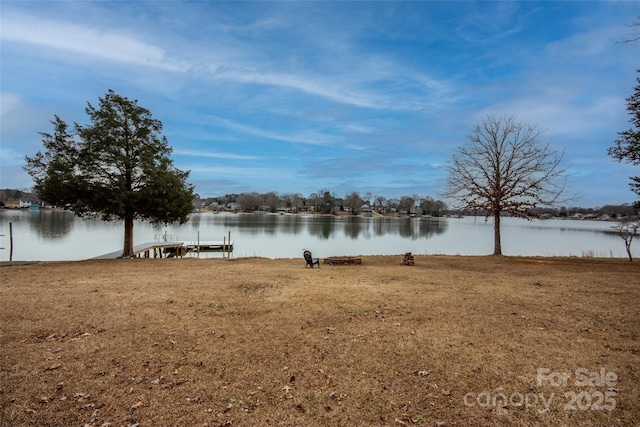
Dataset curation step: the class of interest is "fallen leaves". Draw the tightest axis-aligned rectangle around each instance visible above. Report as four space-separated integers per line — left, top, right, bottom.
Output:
130 400 144 412
74 393 91 401
45 363 63 371
3 256 639 426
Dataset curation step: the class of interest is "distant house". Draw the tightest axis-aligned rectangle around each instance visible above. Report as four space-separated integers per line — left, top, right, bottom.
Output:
361 205 373 213
258 205 271 212
3 200 31 209
226 202 241 211
297 206 315 213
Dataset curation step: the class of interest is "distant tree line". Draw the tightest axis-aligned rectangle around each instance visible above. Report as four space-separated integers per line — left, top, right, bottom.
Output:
0 188 33 203
189 190 639 218
193 190 447 216
457 205 639 220
2 187 638 219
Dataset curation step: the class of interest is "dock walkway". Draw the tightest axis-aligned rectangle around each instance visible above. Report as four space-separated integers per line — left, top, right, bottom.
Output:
94 241 234 260
93 242 185 259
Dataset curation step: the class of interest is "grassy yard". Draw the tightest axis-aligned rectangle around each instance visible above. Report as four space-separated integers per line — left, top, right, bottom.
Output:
1 255 638 426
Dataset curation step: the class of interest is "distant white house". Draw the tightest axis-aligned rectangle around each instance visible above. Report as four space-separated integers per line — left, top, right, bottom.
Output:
3 200 31 208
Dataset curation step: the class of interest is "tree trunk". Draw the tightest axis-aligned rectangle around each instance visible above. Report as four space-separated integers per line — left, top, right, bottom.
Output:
625 238 633 262
122 211 134 258
493 211 502 256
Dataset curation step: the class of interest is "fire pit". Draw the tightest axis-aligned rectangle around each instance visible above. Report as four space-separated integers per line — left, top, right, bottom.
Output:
323 256 362 265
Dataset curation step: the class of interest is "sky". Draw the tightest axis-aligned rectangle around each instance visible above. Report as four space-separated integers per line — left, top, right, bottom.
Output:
1 1 639 208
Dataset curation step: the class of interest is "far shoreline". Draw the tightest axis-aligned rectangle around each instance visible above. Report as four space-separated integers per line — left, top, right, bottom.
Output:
2 253 636 268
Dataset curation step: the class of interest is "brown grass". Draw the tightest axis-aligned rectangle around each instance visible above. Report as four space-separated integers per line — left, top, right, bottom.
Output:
1 255 639 426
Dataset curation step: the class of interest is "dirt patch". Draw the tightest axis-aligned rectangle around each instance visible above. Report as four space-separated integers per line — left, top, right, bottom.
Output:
1 255 639 426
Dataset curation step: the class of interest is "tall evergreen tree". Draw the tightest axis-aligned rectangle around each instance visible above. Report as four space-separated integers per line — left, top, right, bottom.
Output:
608 71 640 207
25 90 194 257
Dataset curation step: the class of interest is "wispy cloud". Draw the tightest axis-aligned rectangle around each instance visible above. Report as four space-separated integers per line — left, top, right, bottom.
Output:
454 1 526 44
546 24 633 61
174 149 263 161
212 68 383 109
1 8 453 112
188 165 292 180
0 12 185 72
207 116 337 147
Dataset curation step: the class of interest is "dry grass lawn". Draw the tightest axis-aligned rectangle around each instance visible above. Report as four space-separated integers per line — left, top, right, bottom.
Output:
1 255 639 426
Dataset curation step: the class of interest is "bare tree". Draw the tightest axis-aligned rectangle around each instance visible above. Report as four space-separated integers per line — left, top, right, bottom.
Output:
398 196 415 215
613 219 639 261
344 191 363 214
264 191 279 212
419 196 434 216
444 115 568 255
291 193 305 210
618 17 640 44
236 192 260 211
419 196 447 216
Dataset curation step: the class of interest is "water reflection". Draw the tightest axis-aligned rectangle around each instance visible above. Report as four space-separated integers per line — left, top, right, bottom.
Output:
3 210 76 239
223 213 281 235
303 215 449 240
1 210 634 261
344 218 364 239
0 211 450 241
188 213 202 230
286 215 305 235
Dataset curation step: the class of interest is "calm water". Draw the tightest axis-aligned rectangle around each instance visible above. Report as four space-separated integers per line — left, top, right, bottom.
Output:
0 210 635 261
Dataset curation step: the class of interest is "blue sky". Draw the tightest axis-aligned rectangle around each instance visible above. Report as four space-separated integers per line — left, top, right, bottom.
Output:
1 1 639 207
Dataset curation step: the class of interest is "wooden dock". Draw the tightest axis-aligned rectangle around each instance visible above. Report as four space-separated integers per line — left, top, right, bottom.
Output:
94 241 234 259
185 241 233 253
94 242 185 259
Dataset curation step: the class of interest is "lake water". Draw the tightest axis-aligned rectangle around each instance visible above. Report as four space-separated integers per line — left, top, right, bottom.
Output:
0 210 635 261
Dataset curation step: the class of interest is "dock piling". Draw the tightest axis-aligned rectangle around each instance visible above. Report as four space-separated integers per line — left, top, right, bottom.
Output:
9 222 13 262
